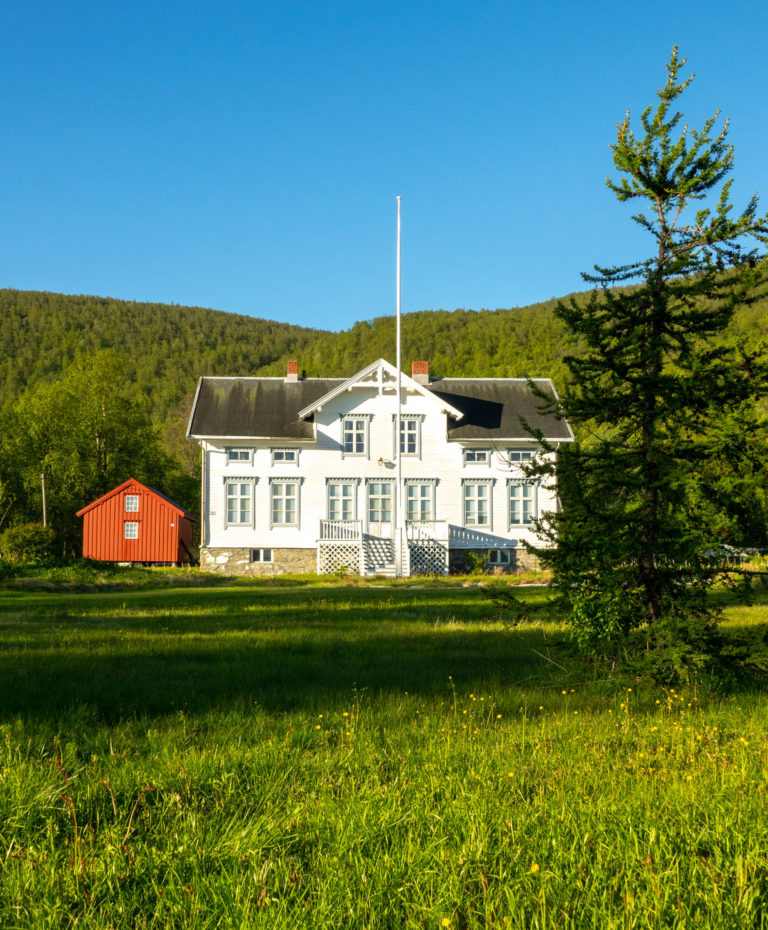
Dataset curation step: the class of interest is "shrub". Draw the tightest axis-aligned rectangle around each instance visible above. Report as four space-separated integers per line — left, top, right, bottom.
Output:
567 583 641 658
0 522 57 564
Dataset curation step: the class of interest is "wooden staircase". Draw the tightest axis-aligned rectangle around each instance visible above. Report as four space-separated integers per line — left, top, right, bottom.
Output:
362 537 396 576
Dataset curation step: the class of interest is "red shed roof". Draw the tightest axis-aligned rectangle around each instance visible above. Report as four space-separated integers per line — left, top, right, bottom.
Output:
76 478 196 520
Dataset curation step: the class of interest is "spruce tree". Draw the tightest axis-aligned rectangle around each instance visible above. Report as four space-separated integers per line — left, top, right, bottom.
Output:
535 48 768 674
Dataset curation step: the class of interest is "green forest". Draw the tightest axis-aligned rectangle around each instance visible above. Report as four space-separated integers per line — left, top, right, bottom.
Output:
1 283 766 552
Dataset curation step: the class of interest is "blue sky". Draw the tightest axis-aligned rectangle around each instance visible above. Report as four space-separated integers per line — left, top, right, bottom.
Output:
2 1 767 331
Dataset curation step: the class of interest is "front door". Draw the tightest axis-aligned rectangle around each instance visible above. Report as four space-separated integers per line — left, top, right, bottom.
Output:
367 481 393 538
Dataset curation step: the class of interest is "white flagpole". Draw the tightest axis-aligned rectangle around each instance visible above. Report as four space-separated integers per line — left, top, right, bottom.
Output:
395 196 402 577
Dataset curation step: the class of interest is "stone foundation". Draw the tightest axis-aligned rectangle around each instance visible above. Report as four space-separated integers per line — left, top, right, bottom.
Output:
200 548 316 576
448 548 541 575
201 545 541 577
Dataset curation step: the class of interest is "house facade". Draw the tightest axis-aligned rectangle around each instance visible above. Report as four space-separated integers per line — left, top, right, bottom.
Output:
187 358 573 576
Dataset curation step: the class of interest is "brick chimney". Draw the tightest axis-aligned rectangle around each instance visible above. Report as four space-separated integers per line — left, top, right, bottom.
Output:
285 360 299 383
411 360 430 385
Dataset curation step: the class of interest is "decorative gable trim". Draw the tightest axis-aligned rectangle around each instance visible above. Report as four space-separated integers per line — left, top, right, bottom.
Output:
297 358 463 421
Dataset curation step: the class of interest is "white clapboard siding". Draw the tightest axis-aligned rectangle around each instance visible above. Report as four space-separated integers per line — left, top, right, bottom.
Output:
202 383 558 552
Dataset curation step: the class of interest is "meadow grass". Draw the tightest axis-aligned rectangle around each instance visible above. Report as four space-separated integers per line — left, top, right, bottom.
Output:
1 575 767 928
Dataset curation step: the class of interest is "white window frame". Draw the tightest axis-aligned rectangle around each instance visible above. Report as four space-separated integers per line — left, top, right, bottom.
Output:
366 479 393 525
508 479 538 527
326 478 360 522
404 478 437 522
506 448 535 465
270 448 300 466
125 494 139 512
225 447 252 465
224 477 257 528
463 448 491 467
392 414 424 458
488 548 512 566
341 414 373 459
124 521 139 540
250 548 273 563
270 478 302 528
462 479 494 529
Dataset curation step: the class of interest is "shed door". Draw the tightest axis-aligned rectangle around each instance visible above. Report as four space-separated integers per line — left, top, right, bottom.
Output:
123 519 140 561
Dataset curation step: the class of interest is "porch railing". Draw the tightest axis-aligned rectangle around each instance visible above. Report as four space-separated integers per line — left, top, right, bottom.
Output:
406 520 449 542
318 519 363 541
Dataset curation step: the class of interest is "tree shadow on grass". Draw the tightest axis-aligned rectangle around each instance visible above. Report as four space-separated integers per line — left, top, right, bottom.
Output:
0 585 568 721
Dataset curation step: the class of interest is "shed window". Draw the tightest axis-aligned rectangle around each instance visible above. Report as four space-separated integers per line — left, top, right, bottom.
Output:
124 522 139 540
125 494 139 512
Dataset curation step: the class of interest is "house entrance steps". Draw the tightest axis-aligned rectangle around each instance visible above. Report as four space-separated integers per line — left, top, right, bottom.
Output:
362 536 396 576
318 519 451 576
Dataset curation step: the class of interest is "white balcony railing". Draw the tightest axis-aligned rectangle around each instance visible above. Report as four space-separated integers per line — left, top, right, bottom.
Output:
405 520 449 542
318 519 363 541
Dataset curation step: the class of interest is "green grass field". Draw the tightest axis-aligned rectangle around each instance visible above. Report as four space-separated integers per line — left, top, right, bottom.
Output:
1 572 767 928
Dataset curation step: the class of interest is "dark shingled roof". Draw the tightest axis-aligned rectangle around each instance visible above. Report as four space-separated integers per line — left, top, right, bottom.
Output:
428 379 572 441
188 378 343 439
188 375 572 442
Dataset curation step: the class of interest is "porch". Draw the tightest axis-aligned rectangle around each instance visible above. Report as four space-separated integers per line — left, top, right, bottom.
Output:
317 519 450 576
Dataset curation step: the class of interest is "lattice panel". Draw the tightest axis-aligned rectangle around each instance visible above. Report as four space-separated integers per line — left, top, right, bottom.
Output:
318 543 361 575
408 541 448 576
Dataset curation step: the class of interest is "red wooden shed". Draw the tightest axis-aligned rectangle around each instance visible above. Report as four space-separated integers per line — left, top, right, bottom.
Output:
77 479 197 565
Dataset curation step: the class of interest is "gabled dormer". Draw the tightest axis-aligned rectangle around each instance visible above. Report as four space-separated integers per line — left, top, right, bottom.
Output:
296 358 464 422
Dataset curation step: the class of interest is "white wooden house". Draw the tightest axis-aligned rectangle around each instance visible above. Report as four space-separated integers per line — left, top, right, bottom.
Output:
187 358 573 576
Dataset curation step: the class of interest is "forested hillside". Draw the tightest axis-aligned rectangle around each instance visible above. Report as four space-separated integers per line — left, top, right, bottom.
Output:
0 290 321 419
4 287 766 415
1 284 766 552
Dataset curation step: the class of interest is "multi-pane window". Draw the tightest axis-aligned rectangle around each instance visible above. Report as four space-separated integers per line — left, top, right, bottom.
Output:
343 418 367 455
125 494 139 512
463 482 491 526
226 448 251 463
464 449 490 465
124 522 139 539
250 549 273 563
488 549 512 566
368 482 392 523
328 482 356 521
400 419 418 455
271 448 298 465
509 482 536 525
406 484 433 521
507 449 534 464
271 481 298 525
226 481 252 524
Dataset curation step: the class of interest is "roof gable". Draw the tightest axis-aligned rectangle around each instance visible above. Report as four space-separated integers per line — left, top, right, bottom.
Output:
76 479 195 519
296 358 463 421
